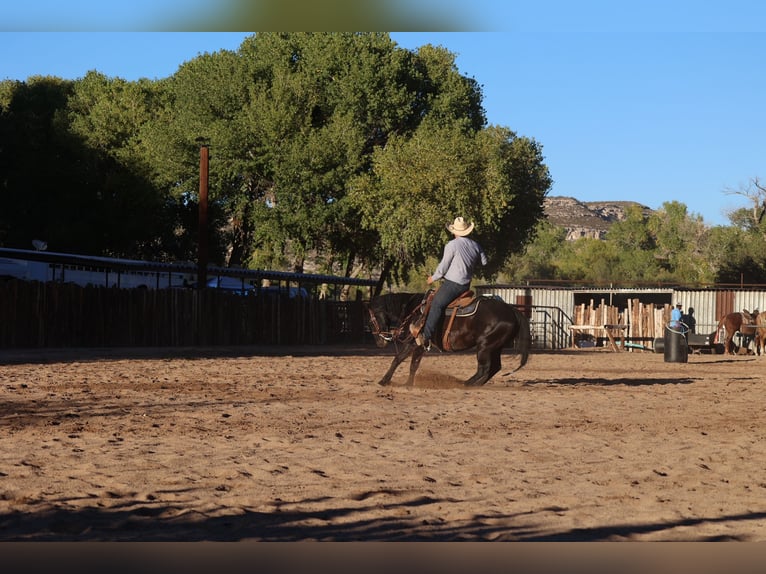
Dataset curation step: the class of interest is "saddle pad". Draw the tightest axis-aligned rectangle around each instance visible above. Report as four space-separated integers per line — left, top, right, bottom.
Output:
444 298 480 317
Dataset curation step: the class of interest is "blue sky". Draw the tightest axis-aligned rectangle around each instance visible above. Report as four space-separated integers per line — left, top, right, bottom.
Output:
2 2 766 226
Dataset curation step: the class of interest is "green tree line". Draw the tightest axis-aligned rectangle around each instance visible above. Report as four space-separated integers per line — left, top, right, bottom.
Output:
0 32 551 295
1 33 763 293
501 193 766 288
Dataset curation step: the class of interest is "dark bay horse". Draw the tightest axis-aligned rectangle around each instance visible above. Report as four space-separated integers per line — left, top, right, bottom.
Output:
366 291 531 386
714 309 759 355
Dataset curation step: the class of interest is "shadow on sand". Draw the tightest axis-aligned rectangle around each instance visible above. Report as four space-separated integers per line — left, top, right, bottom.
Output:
1 492 764 541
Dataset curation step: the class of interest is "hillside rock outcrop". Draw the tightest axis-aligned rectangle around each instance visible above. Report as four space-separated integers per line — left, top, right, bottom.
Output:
544 196 653 241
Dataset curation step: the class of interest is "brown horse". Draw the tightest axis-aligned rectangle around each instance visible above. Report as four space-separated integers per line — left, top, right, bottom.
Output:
714 309 759 355
754 312 766 356
366 292 531 386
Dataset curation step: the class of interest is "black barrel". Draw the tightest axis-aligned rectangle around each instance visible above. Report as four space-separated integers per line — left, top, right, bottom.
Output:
663 323 688 363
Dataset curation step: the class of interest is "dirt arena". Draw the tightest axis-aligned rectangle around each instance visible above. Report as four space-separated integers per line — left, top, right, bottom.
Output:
1 344 765 541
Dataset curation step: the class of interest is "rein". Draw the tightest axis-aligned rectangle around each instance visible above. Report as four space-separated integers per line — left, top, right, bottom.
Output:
367 304 422 343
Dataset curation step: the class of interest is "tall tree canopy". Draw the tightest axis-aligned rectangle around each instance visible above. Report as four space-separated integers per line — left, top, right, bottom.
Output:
3 33 552 289
7 33 766 289
350 123 550 285
139 32 552 287
0 76 167 257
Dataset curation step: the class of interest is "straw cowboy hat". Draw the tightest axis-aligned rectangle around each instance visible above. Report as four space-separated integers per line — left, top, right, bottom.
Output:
447 216 474 237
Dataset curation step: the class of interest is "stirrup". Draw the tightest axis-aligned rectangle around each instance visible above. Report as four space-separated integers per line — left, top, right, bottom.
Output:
415 333 430 350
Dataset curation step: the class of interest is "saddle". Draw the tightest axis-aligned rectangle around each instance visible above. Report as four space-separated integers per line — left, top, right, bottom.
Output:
409 289 482 351
441 291 480 351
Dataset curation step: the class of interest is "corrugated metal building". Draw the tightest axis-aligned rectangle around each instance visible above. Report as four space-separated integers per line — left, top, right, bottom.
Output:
475 284 766 350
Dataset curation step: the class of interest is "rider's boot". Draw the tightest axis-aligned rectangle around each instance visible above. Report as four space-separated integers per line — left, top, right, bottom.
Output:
410 315 425 338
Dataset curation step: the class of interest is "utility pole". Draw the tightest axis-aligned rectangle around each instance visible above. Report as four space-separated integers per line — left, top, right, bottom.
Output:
196 138 210 289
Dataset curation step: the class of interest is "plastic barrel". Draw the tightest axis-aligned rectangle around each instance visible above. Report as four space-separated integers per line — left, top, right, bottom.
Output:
663 323 688 363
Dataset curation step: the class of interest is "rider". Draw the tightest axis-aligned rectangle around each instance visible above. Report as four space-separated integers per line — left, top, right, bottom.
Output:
414 216 488 349
670 303 683 329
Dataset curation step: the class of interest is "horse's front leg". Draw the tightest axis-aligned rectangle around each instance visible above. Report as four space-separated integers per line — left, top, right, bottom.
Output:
378 342 416 386
405 345 426 386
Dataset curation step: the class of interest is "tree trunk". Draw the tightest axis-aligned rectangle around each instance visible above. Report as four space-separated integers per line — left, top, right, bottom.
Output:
374 260 393 299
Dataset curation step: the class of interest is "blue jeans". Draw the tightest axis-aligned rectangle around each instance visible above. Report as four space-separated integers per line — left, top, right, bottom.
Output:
422 279 470 341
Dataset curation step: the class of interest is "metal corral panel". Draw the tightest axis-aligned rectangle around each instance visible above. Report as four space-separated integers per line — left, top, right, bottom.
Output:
735 290 766 318
475 286 575 349
672 290 719 334
475 285 766 350
676 289 766 334
475 285 574 317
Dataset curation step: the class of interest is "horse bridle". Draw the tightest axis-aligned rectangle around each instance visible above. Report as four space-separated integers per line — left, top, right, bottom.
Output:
366 305 421 343
366 306 392 341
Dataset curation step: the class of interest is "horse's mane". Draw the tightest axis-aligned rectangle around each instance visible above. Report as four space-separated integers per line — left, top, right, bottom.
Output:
372 292 423 324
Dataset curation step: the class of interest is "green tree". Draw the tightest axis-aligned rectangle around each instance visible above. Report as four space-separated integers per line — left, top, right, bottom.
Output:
648 201 714 284
2 33 552 287
65 72 174 259
350 123 551 288
0 74 180 258
143 33 424 275
150 32 543 290
552 238 620 283
724 176 766 238
606 205 655 251
501 219 567 282
0 77 73 250
236 33 466 277
139 48 251 265
706 224 766 284
602 205 663 283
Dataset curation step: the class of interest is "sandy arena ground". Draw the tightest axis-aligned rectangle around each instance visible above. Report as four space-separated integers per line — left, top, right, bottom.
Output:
1 344 765 541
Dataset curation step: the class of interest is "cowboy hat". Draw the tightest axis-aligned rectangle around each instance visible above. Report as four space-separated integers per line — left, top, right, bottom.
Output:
447 216 474 237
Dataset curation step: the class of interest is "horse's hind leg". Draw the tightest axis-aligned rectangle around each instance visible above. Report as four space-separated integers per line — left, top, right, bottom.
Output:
465 345 501 386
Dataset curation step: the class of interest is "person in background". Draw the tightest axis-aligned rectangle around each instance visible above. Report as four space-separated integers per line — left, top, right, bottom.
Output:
682 306 696 334
413 216 488 350
670 303 683 329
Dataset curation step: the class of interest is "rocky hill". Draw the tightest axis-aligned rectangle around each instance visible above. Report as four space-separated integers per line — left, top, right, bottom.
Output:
543 196 653 241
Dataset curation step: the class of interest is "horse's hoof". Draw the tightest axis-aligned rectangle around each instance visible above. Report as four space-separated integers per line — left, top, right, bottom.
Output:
378 380 390 386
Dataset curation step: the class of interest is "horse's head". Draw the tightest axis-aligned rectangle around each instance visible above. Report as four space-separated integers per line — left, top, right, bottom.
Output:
365 299 392 348
366 293 424 348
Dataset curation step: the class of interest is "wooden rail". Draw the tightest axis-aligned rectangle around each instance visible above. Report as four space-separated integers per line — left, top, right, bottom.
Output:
0 280 369 348
569 324 629 351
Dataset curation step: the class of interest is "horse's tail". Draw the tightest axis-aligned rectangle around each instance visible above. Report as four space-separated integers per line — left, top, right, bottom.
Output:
511 305 531 371
713 316 726 344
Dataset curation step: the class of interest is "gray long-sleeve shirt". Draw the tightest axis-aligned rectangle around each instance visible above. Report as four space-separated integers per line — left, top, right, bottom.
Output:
432 236 488 285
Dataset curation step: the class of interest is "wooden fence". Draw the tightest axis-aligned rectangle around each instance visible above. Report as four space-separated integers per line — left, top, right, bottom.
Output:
0 280 369 348
571 298 675 348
